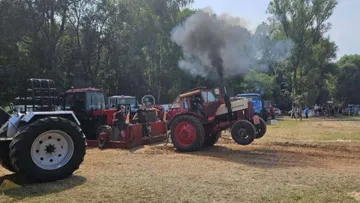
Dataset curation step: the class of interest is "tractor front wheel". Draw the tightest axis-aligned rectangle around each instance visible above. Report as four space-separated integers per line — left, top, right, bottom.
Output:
231 120 256 145
171 115 205 152
9 117 86 182
203 131 221 147
255 117 267 139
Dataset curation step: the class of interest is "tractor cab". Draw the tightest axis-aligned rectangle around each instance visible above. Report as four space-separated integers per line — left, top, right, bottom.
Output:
168 87 223 121
59 87 106 140
60 87 105 113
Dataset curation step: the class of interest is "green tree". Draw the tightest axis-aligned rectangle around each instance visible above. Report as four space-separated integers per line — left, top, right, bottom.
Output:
335 54 360 105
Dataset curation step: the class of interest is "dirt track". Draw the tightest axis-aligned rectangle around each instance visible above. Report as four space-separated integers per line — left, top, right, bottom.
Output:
1 119 360 203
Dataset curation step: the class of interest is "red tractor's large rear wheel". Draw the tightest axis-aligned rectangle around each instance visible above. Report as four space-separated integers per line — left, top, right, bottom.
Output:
231 120 256 145
171 115 205 152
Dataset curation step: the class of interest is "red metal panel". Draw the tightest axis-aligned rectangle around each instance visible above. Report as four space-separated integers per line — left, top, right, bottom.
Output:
127 124 143 148
151 121 167 136
103 109 116 125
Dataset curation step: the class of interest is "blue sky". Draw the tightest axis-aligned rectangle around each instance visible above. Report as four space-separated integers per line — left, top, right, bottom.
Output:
190 0 360 59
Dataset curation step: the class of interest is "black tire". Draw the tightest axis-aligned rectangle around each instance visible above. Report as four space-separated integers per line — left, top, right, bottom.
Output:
255 117 267 139
0 107 10 127
1 157 15 172
97 125 112 148
9 117 86 183
98 136 107 149
0 140 15 173
231 120 256 145
171 115 205 152
203 131 221 147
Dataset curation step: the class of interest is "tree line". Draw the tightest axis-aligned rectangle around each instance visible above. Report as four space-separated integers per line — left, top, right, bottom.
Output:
0 0 359 110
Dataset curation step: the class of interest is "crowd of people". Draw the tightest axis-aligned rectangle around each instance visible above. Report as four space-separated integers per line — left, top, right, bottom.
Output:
313 104 343 117
290 103 343 120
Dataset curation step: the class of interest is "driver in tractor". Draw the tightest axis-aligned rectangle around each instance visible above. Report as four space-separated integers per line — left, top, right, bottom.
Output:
113 105 127 141
190 94 205 117
132 105 150 138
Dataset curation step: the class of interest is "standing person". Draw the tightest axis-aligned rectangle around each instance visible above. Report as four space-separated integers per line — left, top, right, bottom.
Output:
133 105 149 138
314 104 319 117
318 106 322 116
113 105 127 141
305 106 309 119
297 105 303 121
291 103 296 119
270 105 275 120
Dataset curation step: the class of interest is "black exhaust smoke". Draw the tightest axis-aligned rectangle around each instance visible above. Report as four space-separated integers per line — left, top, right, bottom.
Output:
171 8 294 82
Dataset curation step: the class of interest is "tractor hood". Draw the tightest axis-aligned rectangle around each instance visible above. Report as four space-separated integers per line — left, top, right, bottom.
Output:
216 98 249 116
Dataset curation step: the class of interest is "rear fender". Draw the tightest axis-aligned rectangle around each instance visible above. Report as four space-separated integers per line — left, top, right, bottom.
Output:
22 111 81 126
168 112 205 129
6 112 24 138
6 111 81 139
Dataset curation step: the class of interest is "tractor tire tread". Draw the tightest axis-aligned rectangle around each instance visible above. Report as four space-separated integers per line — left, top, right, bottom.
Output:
171 115 205 152
255 117 267 139
9 117 86 183
231 120 256 145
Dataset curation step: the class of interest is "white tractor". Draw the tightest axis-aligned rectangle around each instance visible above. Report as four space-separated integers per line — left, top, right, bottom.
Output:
0 79 86 182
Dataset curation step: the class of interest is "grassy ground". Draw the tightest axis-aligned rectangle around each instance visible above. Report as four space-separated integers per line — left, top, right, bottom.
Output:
1 117 360 203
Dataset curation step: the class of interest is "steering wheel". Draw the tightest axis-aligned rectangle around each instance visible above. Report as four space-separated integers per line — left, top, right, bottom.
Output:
141 95 155 106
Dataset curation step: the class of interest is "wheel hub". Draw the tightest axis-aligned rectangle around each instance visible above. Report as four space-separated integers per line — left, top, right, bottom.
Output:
237 129 248 139
175 121 196 147
45 144 56 155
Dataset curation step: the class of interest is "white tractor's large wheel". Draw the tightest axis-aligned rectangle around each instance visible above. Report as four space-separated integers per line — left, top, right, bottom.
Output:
9 117 86 183
0 140 16 173
0 108 15 172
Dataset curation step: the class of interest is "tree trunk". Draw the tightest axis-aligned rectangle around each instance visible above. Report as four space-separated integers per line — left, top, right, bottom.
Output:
293 70 297 95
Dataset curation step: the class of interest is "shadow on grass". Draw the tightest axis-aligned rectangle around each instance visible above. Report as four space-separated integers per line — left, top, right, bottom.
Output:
1 174 86 200
311 116 360 122
185 145 326 169
267 141 360 155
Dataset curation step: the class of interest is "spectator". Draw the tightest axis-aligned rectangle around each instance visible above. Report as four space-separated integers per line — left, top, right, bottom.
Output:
314 104 319 117
305 106 309 119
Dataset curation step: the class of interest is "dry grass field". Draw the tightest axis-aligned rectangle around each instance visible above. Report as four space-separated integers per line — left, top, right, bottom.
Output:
1 117 360 203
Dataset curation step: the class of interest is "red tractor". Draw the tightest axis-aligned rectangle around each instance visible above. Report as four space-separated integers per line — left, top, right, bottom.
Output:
59 87 107 140
166 86 267 152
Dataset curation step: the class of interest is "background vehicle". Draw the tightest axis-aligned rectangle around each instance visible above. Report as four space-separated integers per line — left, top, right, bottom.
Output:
236 93 263 114
107 95 140 116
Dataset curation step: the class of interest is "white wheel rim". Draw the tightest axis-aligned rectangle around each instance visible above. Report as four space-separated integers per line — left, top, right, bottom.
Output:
31 130 74 170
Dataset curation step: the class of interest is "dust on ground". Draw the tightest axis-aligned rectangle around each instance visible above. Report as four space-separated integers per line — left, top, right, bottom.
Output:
1 118 360 203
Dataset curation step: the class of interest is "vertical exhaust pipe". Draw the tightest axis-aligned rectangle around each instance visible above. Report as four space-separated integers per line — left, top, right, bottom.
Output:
223 86 232 120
